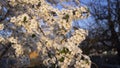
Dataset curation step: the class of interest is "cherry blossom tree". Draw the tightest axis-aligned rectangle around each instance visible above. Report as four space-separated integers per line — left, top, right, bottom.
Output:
0 0 91 67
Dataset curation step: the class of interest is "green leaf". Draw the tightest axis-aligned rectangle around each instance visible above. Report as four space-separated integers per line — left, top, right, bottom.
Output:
85 59 90 65
32 34 36 38
48 52 52 58
59 47 69 54
51 11 57 16
62 14 69 22
37 2 41 7
23 16 27 23
59 57 64 62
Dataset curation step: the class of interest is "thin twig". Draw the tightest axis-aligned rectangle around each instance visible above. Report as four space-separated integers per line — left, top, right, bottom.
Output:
0 42 11 60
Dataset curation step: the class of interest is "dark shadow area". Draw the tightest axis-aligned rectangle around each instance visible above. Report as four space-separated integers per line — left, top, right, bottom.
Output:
79 35 120 68
79 0 120 68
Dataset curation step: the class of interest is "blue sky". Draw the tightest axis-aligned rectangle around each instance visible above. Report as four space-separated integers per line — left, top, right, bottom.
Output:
52 0 95 30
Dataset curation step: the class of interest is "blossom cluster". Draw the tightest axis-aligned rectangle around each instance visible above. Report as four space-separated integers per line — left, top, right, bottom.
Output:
0 0 91 68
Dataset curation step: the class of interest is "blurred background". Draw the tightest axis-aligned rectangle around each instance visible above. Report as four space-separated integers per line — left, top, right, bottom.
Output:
79 0 120 68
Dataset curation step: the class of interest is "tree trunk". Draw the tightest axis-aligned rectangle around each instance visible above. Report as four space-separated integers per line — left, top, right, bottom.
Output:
107 0 120 56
